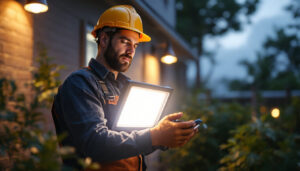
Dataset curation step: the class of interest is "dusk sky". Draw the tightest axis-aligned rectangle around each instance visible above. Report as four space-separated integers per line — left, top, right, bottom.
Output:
189 0 293 93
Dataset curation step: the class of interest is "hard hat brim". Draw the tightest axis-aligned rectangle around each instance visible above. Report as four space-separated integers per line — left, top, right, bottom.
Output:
139 32 151 42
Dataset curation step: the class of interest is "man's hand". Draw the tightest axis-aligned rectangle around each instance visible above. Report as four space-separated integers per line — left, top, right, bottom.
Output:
150 112 197 148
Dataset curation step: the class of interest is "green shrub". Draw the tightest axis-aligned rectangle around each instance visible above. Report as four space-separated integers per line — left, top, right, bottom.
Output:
0 46 69 170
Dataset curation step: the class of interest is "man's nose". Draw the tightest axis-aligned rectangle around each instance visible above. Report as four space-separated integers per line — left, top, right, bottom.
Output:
126 44 135 56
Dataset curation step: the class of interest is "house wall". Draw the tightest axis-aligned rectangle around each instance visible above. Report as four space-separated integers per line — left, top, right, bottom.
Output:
0 0 33 94
32 0 106 80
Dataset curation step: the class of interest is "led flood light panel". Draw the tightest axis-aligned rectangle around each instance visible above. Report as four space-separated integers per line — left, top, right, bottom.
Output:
117 87 168 127
113 81 173 131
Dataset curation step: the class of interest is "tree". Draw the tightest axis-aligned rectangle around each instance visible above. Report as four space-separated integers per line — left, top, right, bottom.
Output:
226 1 300 120
228 0 300 91
219 1 300 169
175 0 260 87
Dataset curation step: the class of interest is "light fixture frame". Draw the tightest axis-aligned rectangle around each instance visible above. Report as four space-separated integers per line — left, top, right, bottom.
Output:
26 0 47 4
112 80 173 132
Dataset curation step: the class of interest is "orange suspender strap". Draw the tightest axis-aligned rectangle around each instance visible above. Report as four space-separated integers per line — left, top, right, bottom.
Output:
84 66 119 105
138 155 142 171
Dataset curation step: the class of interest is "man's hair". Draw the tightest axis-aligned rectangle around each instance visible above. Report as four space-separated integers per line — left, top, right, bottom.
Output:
95 27 120 46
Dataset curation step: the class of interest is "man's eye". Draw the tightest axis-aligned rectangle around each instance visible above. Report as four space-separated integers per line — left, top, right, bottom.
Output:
121 39 129 44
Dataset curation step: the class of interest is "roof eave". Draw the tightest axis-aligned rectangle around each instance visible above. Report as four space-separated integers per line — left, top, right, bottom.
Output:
131 1 198 60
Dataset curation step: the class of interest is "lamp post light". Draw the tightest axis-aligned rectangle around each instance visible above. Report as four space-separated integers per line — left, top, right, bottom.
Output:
24 0 48 14
271 108 280 118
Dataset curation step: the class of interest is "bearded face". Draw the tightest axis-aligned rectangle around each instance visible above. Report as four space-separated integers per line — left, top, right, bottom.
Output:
104 41 132 72
102 29 139 73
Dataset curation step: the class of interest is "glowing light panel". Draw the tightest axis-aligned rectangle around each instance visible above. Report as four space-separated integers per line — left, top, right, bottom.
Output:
116 86 170 128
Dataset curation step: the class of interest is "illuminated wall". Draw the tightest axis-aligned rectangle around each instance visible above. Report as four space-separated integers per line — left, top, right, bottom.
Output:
144 54 160 85
0 0 33 93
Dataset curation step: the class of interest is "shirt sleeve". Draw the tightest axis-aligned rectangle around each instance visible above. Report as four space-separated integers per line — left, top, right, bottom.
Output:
58 73 155 162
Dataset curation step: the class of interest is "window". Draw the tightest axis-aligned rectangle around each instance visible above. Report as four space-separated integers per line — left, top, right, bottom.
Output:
85 24 98 66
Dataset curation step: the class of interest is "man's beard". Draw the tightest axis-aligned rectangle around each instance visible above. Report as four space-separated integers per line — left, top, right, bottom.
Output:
104 42 132 72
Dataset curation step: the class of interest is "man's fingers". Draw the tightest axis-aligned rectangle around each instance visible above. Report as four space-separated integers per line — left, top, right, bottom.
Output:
164 112 183 121
177 133 196 146
176 120 195 129
176 131 195 140
178 128 195 136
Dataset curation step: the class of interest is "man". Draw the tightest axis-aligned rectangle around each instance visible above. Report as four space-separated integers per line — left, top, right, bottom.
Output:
52 5 197 170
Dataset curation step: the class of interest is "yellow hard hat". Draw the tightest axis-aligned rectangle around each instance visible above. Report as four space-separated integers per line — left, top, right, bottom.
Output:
92 5 151 42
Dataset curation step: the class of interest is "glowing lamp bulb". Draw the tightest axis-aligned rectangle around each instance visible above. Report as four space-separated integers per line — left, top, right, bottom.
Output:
271 108 280 118
24 3 48 14
161 55 178 64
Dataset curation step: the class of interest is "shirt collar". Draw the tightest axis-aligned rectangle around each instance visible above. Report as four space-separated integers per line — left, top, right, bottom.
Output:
88 58 130 82
88 58 109 80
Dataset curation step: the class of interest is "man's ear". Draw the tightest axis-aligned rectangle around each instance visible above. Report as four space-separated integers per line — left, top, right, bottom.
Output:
99 32 109 48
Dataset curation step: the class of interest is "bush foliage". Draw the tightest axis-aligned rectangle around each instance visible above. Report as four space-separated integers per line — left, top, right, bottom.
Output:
0 46 66 170
161 94 300 170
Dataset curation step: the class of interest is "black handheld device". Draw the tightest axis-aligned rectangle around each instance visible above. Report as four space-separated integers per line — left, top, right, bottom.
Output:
194 119 207 130
174 118 207 130
193 119 202 129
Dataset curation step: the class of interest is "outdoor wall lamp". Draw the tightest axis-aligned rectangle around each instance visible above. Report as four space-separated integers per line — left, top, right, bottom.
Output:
112 80 173 132
24 0 48 14
160 43 178 65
